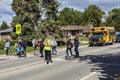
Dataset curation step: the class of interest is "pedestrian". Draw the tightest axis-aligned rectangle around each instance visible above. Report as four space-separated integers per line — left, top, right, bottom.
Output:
14 42 18 55
17 39 26 57
74 37 80 58
22 39 27 52
66 39 73 58
17 45 26 58
43 34 53 65
4 39 10 56
51 37 57 55
37 38 44 58
32 38 37 56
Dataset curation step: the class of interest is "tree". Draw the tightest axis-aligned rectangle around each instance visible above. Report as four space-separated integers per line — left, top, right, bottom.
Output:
106 8 120 31
0 21 9 30
38 0 63 39
82 5 105 27
11 0 41 40
58 7 83 26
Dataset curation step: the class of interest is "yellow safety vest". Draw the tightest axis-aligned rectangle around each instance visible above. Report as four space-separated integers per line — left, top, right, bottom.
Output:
44 39 52 50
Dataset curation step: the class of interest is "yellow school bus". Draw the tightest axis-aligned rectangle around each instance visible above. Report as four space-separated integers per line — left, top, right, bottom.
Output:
89 27 116 46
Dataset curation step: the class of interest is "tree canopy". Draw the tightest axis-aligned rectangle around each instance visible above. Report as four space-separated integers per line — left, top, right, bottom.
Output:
37 0 63 39
0 21 9 30
11 0 41 40
11 0 62 40
58 5 105 27
106 8 120 31
82 5 105 27
11 0 120 39
58 7 83 26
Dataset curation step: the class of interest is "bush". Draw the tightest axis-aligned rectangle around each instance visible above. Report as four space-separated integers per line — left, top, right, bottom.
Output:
10 41 16 46
57 40 66 46
0 41 4 49
27 40 32 46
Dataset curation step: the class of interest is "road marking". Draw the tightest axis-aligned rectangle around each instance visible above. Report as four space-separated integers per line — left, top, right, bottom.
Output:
80 72 97 80
80 64 109 80
53 59 66 61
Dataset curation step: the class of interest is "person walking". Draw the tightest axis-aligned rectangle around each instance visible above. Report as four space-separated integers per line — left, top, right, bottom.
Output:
37 38 44 58
17 39 26 57
14 42 18 55
74 37 80 58
32 38 37 56
22 39 27 52
17 45 26 58
43 34 53 65
4 39 10 56
51 37 57 55
66 39 73 58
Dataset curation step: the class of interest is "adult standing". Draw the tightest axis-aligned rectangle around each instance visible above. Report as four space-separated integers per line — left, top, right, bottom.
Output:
22 39 27 52
37 38 44 58
51 37 57 55
32 38 37 55
17 39 26 57
4 39 10 56
66 39 73 58
44 34 53 64
74 37 80 58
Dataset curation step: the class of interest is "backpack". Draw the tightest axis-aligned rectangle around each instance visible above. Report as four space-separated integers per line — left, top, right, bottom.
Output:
32 39 37 46
68 43 73 48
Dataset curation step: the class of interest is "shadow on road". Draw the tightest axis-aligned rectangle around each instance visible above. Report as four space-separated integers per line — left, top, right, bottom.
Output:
79 53 120 80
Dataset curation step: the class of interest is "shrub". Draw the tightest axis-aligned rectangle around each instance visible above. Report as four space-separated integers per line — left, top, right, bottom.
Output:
0 41 4 49
10 41 16 46
57 40 65 46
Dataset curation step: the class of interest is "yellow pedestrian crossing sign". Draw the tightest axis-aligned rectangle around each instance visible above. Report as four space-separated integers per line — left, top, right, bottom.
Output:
16 24 21 34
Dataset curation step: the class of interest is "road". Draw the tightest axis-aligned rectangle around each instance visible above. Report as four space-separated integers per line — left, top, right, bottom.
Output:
0 43 120 80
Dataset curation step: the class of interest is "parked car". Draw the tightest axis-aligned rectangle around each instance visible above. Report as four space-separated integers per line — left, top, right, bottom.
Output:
116 34 120 42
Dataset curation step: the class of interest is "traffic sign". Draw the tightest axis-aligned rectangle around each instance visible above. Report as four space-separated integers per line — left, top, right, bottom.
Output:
16 24 21 34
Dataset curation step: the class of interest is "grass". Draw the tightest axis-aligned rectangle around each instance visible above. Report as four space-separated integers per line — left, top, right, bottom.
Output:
80 37 89 41
0 46 40 55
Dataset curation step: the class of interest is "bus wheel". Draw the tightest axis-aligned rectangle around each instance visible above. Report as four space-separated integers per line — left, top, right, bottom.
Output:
102 42 105 46
89 44 93 47
111 40 114 45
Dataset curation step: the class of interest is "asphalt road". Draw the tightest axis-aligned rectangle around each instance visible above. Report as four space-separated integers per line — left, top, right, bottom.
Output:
0 43 120 80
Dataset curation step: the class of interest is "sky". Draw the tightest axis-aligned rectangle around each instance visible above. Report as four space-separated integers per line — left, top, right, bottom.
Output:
0 0 120 25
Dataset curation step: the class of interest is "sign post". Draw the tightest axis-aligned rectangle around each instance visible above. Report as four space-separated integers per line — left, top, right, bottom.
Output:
16 24 21 35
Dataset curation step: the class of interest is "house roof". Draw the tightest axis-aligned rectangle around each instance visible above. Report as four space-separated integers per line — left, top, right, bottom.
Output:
61 26 91 33
0 27 13 33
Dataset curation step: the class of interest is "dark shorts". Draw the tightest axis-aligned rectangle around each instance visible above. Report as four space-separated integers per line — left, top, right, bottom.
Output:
33 45 37 50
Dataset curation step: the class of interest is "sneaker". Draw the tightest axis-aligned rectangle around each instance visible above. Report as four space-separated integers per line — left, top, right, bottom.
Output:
45 62 47 64
49 60 53 65
50 60 53 63
24 54 27 57
49 62 52 65
47 61 49 64
40 56 44 58
44 60 47 64
65 56 69 58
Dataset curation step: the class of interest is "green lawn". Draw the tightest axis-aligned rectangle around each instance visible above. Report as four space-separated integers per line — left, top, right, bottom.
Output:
0 46 40 55
80 37 89 41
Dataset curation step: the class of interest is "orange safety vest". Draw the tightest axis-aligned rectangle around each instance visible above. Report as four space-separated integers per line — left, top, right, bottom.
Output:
44 39 52 50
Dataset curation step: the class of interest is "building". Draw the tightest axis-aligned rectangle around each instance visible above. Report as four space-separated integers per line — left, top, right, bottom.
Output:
0 27 13 41
61 26 91 38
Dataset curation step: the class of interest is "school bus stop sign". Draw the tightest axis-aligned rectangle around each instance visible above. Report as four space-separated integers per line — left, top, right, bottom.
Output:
16 24 21 34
